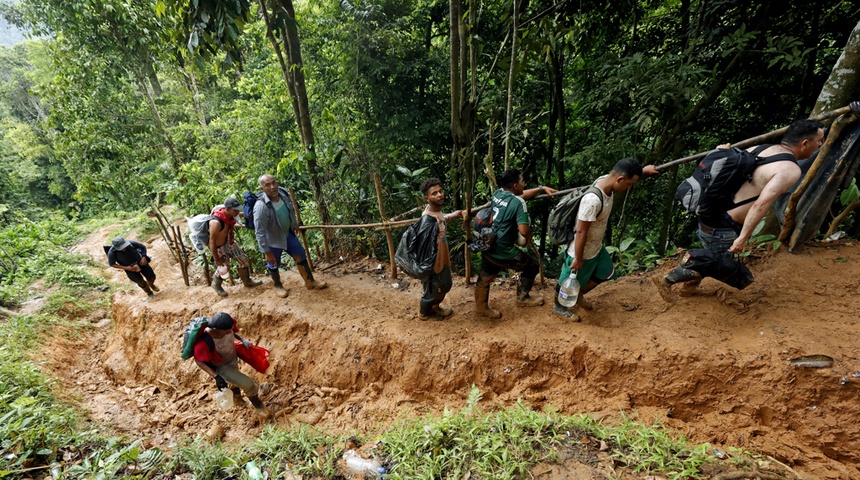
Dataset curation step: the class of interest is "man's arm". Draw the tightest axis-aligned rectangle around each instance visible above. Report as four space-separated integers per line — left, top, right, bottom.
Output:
571 219 593 272
253 202 278 265
208 219 222 266
730 172 800 253
521 185 558 200
517 223 533 245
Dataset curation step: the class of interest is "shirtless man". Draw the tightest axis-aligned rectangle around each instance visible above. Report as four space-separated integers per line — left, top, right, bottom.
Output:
656 119 824 296
209 197 262 297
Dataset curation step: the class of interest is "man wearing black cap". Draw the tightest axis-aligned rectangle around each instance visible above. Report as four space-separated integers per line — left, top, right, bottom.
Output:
209 197 263 296
193 312 271 419
107 237 159 297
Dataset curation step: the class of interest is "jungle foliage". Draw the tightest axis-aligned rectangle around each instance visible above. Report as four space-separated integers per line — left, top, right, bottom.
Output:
0 0 858 272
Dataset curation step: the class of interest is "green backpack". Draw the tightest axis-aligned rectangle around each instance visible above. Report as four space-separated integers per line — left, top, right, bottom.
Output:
180 317 211 360
546 185 604 246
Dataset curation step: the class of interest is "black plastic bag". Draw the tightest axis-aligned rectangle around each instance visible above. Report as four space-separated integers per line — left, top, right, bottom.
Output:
395 215 439 281
681 249 754 290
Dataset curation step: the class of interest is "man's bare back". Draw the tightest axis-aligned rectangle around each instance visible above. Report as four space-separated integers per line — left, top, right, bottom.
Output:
728 145 801 225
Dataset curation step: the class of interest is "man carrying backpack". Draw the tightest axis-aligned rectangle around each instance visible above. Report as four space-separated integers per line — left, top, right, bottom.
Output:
475 169 558 318
415 178 464 320
553 158 656 320
252 174 327 298
209 197 263 297
655 118 825 299
192 312 271 419
107 237 159 298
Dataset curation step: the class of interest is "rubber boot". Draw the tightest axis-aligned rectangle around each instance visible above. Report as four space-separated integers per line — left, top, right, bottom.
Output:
238 267 263 288
297 261 328 290
147 280 160 292
419 302 443 321
249 395 271 419
212 275 228 297
432 304 453 318
268 268 289 298
231 387 246 408
139 283 155 298
474 274 501 319
516 278 544 307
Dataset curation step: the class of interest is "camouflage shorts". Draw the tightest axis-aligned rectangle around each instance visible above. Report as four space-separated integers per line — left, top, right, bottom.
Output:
215 242 250 268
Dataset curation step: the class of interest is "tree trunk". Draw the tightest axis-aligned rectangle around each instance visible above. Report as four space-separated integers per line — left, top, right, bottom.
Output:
503 0 520 170
137 75 182 172
811 20 860 117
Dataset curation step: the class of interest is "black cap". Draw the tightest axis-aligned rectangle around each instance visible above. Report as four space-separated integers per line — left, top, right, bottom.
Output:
208 312 235 330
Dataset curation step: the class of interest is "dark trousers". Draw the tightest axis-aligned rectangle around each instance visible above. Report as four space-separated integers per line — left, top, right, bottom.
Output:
125 263 155 288
420 266 452 314
479 251 539 294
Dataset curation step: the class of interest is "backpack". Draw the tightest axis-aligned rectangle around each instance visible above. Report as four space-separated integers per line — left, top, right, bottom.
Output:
395 215 439 281
468 208 496 252
675 145 794 218
547 185 604 246
242 191 258 229
242 187 290 230
186 214 223 253
180 316 212 360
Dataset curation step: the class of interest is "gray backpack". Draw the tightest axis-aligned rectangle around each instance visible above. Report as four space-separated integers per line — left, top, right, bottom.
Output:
546 186 604 246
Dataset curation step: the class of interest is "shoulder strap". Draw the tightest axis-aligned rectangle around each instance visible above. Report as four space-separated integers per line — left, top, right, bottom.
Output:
751 144 796 166
585 185 605 218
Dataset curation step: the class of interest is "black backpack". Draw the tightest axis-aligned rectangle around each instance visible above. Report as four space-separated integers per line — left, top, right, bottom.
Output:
676 145 794 218
547 185 604 246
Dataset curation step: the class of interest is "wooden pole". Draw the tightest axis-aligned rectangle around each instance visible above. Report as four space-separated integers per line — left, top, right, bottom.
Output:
203 251 211 285
171 225 189 287
373 173 398 280
655 105 854 172
174 225 191 287
288 188 314 271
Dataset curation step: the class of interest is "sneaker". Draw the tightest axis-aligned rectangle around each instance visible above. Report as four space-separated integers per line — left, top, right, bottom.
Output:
650 276 674 303
553 305 580 321
432 305 454 318
419 311 444 321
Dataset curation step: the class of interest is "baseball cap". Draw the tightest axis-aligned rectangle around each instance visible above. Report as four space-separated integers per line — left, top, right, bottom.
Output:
224 197 241 210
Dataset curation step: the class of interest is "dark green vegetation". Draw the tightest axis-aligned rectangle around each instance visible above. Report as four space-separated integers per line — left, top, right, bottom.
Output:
1 0 858 274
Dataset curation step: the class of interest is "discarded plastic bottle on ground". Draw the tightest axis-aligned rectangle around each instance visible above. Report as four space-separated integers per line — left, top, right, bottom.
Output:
214 388 233 411
557 273 580 307
246 461 264 480
343 449 382 476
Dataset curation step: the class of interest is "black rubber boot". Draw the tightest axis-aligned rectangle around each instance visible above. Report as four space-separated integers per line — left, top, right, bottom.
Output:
238 267 263 288
297 260 328 289
147 280 160 292
516 278 544 307
212 275 228 297
267 268 289 298
419 301 443 321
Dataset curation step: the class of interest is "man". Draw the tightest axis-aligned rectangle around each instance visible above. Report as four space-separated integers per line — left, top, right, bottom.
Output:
253 174 327 297
553 158 657 320
209 197 263 297
475 169 558 318
107 237 159 298
416 178 463 320
655 119 825 298
193 312 271 419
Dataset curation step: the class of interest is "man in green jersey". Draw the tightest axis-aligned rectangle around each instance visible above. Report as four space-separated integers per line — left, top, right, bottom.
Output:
475 169 557 318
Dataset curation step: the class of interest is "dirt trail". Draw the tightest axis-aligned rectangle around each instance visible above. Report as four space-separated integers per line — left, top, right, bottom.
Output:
47 226 860 479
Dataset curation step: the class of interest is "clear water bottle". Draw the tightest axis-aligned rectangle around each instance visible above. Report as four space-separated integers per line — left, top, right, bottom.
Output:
215 388 233 411
557 273 580 307
245 461 264 480
343 450 382 476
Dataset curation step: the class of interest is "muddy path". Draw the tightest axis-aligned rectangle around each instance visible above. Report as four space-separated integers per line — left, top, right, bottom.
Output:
45 226 860 479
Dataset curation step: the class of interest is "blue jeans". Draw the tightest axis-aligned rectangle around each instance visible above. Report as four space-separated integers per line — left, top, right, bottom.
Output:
697 224 737 255
268 231 307 268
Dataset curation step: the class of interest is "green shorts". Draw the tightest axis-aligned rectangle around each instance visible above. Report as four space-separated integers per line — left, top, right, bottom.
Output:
558 247 616 287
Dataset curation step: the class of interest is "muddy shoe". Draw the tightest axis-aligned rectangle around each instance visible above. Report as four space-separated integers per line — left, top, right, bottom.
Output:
231 388 246 408
432 305 454 318
678 281 716 297
576 296 594 311
716 288 748 312
249 396 271 419
650 276 674 303
419 312 444 321
148 281 160 292
516 293 544 307
553 305 581 321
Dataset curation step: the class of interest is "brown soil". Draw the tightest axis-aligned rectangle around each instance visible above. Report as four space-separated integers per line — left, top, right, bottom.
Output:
45 224 860 479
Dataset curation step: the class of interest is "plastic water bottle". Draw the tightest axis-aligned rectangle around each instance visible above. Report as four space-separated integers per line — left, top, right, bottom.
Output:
557 273 580 307
245 461 264 480
214 389 233 411
343 450 382 476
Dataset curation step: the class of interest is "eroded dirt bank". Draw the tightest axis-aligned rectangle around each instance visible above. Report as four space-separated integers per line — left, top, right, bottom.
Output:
58 228 860 479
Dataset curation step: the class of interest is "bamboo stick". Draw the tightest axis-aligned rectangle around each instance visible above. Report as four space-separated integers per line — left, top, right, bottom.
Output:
288 188 313 271
373 173 398 280
169 226 187 286
174 224 191 287
203 251 211 285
